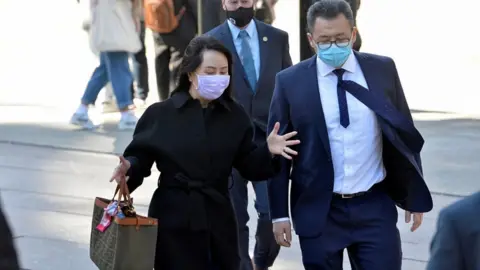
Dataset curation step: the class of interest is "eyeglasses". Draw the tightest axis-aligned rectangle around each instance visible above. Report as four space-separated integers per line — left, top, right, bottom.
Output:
316 40 351 50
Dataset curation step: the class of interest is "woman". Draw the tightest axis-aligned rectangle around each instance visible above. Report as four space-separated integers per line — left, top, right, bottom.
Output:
109 36 300 270
70 0 141 130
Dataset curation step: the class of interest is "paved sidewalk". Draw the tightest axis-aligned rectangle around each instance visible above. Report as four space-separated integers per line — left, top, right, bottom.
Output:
1 107 479 270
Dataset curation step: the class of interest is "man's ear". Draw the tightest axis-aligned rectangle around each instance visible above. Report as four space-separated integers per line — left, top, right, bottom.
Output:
351 27 357 46
307 33 317 52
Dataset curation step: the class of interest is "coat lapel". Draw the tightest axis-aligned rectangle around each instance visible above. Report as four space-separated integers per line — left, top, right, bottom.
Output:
304 56 331 157
354 52 400 144
217 22 250 89
255 20 269 93
354 52 394 104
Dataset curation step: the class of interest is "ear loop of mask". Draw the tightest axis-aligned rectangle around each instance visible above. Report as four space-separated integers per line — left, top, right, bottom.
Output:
190 73 199 90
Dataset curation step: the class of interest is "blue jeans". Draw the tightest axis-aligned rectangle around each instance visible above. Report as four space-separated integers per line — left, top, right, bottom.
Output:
81 51 133 109
230 170 280 269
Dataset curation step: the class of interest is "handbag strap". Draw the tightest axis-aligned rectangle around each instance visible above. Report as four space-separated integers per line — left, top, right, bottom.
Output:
111 180 132 206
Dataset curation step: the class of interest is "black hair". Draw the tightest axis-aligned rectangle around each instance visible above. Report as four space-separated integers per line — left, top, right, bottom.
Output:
306 0 354 33
171 35 234 100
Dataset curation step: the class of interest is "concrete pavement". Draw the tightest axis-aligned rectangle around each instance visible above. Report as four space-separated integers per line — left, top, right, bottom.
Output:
1 107 479 270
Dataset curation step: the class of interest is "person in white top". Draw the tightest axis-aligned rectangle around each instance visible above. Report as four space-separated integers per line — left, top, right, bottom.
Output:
267 0 432 269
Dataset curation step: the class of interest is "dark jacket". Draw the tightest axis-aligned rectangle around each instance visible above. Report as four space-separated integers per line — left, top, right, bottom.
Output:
0 201 20 270
159 0 198 52
427 192 480 270
268 52 432 236
123 92 279 270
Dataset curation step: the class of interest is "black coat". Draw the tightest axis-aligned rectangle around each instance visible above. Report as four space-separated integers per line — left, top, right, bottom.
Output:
0 202 20 270
124 91 279 270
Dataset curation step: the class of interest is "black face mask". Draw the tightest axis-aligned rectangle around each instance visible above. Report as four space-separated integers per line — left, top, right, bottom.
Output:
226 7 254 28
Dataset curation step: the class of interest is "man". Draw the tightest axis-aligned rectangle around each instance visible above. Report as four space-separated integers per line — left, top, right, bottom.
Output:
427 192 480 270
299 0 361 61
0 200 20 270
206 1 292 269
267 1 433 269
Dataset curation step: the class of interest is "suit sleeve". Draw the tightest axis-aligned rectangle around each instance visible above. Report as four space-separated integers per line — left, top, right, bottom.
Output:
426 209 464 270
267 73 292 220
390 58 423 172
123 106 157 193
281 32 293 70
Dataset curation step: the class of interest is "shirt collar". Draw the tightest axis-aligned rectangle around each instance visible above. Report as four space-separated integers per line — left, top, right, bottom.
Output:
317 51 357 77
171 91 231 111
227 19 257 40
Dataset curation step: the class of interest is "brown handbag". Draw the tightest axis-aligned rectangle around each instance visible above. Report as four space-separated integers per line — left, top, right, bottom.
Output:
90 182 158 270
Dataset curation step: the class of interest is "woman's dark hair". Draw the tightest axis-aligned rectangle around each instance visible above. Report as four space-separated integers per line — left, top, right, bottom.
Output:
171 36 234 100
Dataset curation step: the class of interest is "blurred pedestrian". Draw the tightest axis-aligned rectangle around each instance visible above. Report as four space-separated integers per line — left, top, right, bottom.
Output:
106 0 149 111
70 0 141 130
206 0 292 269
427 192 480 270
144 0 198 101
76 0 139 114
109 36 300 270
0 200 20 270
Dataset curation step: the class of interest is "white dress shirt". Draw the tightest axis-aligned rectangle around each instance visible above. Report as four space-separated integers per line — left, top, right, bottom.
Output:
273 53 386 223
227 20 260 80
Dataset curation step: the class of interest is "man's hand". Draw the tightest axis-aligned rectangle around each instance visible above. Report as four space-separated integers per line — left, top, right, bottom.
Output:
273 221 292 247
405 211 423 232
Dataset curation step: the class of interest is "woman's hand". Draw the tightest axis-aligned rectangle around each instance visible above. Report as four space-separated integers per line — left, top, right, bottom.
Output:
267 122 300 159
109 156 131 184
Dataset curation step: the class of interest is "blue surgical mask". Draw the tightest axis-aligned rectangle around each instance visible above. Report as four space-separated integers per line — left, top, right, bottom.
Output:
317 43 352 68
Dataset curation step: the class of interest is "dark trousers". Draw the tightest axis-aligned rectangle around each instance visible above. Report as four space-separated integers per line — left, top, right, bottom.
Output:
230 170 280 270
0 205 20 270
131 21 149 101
152 34 183 101
299 189 402 270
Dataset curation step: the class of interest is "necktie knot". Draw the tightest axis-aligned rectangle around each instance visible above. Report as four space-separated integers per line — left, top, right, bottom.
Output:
333 68 345 81
239 30 249 39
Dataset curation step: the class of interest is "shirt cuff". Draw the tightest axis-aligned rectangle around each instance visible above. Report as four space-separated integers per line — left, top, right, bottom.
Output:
272 217 290 223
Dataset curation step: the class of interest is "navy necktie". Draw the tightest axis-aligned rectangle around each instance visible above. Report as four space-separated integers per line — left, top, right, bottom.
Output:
338 79 424 152
333 69 349 128
239 30 257 92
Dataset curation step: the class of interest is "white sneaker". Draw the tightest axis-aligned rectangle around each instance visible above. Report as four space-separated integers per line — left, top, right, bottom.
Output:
102 101 119 113
70 112 96 129
133 98 147 109
118 112 138 131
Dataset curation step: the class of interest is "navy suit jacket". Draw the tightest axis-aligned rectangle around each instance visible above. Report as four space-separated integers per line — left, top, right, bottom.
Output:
206 20 292 143
427 192 480 270
267 52 433 237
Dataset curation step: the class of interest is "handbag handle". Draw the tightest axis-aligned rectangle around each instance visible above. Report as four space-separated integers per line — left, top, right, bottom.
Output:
111 180 132 206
